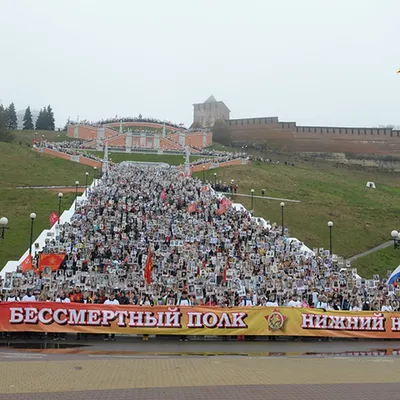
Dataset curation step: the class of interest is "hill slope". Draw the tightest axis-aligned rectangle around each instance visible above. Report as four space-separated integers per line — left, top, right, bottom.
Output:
0 142 93 268
200 160 400 275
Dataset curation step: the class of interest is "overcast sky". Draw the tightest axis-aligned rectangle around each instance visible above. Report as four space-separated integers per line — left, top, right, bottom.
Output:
0 0 399 128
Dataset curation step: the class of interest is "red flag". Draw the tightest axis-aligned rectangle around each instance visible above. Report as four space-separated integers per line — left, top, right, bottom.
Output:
216 204 227 215
38 253 65 272
186 202 197 213
160 189 167 201
223 259 229 282
144 248 153 285
221 198 232 208
49 211 59 227
20 254 33 273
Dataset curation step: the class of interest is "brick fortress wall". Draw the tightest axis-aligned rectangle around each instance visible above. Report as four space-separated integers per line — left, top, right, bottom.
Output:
228 117 400 155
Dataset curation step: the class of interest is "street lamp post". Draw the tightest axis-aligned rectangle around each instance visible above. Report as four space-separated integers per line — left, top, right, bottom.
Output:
75 181 79 210
213 173 217 187
0 217 9 239
391 230 399 249
58 193 63 224
280 202 285 236
85 172 89 191
230 179 234 193
328 221 333 255
29 213 36 256
250 189 254 211
202 166 205 182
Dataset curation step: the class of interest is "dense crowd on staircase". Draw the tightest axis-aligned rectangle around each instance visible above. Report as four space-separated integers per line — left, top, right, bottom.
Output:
1 163 396 314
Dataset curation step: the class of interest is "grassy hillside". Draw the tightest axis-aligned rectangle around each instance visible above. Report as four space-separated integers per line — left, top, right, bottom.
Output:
0 142 93 268
0 142 94 188
0 189 76 267
11 129 74 144
85 151 205 165
351 246 399 279
199 161 400 270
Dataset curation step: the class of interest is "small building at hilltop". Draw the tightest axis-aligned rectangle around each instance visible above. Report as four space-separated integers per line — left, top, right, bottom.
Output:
193 95 230 128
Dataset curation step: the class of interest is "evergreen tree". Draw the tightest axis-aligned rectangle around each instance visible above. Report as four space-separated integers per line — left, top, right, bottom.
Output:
35 108 44 130
6 102 17 130
0 105 6 135
0 104 15 142
47 105 55 130
41 106 49 129
23 106 34 130
35 107 49 130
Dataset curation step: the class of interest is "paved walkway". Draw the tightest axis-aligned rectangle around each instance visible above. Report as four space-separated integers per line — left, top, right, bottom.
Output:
1 383 399 400
0 356 399 399
218 192 301 203
1 339 400 399
16 185 93 193
347 240 393 262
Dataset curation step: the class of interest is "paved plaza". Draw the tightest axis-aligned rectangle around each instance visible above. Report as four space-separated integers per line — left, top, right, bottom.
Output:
0 339 400 399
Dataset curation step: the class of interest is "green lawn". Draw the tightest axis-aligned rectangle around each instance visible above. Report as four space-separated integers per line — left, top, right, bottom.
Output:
208 143 239 153
85 151 205 165
0 142 94 268
0 189 76 266
197 161 400 272
0 142 95 188
11 129 75 144
351 246 400 279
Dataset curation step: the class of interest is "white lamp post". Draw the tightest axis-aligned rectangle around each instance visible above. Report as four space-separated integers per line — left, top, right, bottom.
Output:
58 193 63 224
0 217 9 239
328 221 334 255
75 181 79 210
29 213 36 256
280 202 285 236
391 230 399 249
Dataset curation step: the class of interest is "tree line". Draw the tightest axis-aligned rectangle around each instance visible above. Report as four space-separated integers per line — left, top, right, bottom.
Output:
0 103 56 143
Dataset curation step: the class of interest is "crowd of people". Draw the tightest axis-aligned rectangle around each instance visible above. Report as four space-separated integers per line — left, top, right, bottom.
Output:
190 152 245 167
38 140 104 163
1 162 397 316
68 117 188 131
37 139 246 172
